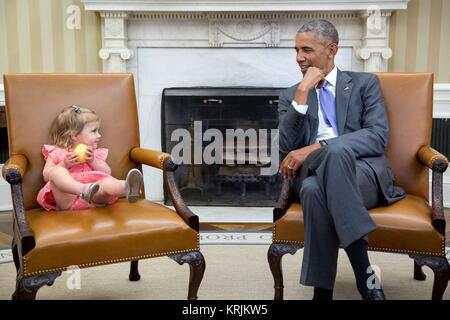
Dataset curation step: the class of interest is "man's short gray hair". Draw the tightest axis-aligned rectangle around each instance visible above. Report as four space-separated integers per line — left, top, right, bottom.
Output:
298 19 339 45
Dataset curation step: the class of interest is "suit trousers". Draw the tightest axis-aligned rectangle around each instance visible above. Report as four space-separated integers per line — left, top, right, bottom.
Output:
292 143 382 290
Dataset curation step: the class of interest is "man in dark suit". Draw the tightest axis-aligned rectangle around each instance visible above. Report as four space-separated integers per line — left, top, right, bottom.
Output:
278 19 405 300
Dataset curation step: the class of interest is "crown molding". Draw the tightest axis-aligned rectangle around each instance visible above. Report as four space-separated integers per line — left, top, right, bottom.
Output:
83 0 410 13
128 12 362 20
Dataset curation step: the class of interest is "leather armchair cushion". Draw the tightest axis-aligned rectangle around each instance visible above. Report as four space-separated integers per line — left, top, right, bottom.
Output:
23 199 199 276
273 195 445 256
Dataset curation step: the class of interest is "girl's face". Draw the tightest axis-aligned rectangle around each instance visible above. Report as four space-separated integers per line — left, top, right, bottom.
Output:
72 121 101 148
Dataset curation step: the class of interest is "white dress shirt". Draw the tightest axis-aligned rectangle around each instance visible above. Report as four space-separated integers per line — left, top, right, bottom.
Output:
291 66 338 143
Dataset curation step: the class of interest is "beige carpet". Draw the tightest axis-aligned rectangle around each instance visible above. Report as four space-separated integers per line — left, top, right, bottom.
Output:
0 244 449 300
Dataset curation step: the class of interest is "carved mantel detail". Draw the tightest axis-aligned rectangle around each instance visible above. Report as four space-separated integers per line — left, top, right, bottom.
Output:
209 18 280 48
99 11 133 73
357 9 393 72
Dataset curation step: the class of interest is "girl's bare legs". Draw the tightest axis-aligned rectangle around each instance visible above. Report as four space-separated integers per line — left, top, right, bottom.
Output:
91 177 126 205
49 166 87 210
48 167 132 208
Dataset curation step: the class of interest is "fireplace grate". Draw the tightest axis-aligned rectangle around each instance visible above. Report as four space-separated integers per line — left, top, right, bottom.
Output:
162 87 283 207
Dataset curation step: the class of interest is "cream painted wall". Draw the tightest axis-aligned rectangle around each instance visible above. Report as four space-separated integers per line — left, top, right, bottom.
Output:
0 0 102 76
389 0 450 82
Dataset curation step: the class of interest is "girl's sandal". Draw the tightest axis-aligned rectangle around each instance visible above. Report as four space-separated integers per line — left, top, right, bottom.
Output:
125 169 143 203
80 182 100 203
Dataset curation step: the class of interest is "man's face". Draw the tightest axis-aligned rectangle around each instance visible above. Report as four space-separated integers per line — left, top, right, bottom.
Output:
294 31 336 75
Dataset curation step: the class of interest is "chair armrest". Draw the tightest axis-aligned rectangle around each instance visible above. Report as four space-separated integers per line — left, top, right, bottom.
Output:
164 169 199 232
418 146 448 236
130 147 173 171
273 178 293 222
1 155 35 257
130 147 199 231
418 145 448 173
2 154 28 181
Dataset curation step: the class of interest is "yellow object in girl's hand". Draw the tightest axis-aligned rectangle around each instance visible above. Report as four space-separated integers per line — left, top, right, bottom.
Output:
73 144 88 163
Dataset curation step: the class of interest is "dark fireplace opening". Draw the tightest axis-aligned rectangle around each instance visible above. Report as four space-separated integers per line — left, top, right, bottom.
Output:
161 87 283 207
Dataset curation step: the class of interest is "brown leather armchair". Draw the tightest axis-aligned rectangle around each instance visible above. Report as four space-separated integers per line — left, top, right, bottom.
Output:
268 73 450 300
2 73 205 300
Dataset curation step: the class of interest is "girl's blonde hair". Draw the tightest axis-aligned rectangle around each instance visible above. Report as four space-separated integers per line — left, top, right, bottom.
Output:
50 105 100 148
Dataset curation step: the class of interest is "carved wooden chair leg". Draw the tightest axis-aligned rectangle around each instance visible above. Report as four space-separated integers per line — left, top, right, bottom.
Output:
169 251 206 300
12 272 61 300
11 239 20 273
410 255 450 300
413 260 426 281
129 260 141 281
267 243 302 300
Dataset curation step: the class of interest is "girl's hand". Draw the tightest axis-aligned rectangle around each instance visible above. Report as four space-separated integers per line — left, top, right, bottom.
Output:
85 147 95 164
64 152 79 169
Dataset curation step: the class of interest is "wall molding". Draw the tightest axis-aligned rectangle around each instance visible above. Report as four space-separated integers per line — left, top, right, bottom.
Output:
444 175 450 208
433 83 450 118
0 165 12 211
0 84 4 106
433 83 450 207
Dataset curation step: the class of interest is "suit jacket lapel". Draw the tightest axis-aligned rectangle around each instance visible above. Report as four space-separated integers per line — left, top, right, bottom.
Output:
335 70 353 135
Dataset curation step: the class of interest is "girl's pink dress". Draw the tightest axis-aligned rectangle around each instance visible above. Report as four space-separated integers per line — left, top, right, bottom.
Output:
36 144 118 211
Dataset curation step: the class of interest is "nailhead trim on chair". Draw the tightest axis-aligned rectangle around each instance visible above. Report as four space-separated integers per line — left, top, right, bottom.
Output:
23 246 200 277
366 242 446 257
159 154 169 169
272 239 304 246
159 155 164 169
271 224 304 247
2 164 25 180
3 164 22 173
428 154 449 168
272 225 446 257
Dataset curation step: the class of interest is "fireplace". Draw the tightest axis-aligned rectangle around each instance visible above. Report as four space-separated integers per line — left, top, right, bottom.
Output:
162 87 282 206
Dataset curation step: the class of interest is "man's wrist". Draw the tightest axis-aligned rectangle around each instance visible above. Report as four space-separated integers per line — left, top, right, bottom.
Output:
294 85 309 105
297 84 311 93
291 101 308 114
319 140 328 147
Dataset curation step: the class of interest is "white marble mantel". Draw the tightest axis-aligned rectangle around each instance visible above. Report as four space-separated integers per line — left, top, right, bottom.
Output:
82 0 410 201
83 0 410 73
83 0 409 12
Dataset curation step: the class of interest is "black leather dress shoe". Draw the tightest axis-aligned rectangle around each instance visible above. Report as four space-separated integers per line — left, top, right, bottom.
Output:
360 288 386 300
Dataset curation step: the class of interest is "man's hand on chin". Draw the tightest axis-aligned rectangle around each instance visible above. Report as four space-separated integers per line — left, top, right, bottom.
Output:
294 67 325 105
280 143 322 179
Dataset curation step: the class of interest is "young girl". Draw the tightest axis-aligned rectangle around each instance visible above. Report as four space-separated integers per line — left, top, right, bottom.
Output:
37 105 143 211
